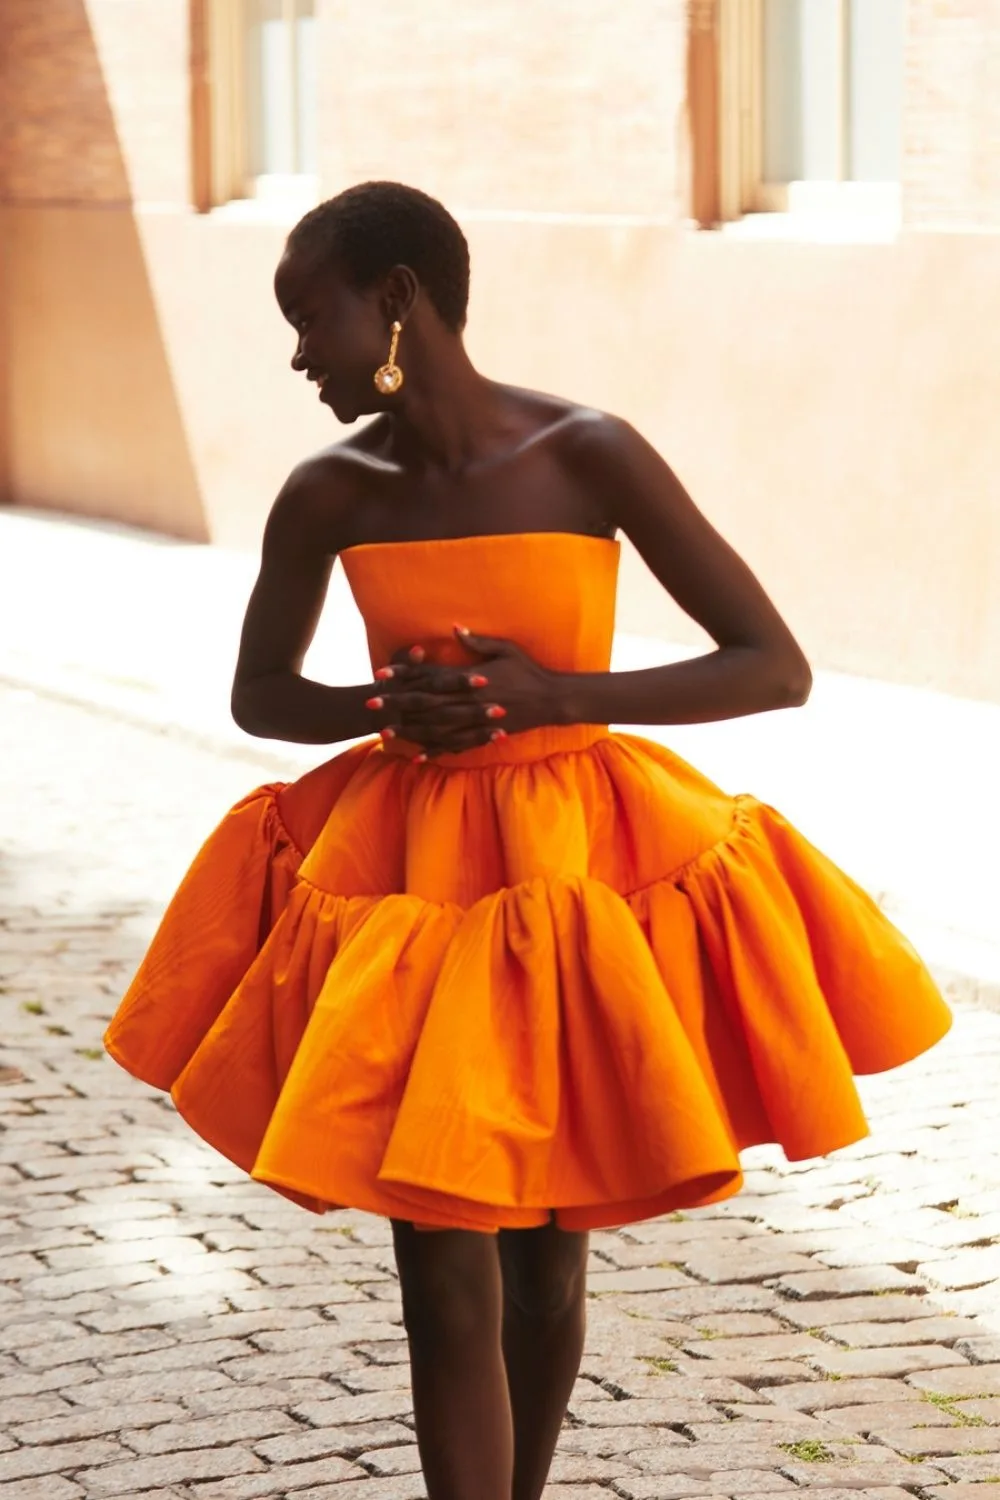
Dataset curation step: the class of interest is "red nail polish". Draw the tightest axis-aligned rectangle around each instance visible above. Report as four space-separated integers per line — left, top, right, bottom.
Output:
374 667 394 681
469 674 488 688
414 753 428 764
486 704 507 720
409 645 426 662
366 696 384 710
490 729 508 742
454 623 470 635
379 726 396 741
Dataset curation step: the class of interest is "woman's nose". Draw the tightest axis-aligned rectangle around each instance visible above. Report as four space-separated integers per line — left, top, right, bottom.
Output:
291 344 307 372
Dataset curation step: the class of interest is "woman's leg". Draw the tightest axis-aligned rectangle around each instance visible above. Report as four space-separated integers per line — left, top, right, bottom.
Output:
498 1220 589 1500
391 1220 513 1500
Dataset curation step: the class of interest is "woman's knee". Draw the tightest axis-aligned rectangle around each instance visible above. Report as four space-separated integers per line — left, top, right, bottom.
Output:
392 1222 502 1355
500 1225 589 1322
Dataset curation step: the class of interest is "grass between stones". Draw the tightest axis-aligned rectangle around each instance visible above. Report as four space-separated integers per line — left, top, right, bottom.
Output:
778 1439 840 1463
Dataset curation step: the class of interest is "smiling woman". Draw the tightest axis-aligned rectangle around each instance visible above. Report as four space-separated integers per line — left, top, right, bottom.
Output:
104 179 951 1500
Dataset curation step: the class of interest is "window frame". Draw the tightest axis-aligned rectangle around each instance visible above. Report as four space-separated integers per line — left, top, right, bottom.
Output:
690 0 904 230
191 0 318 214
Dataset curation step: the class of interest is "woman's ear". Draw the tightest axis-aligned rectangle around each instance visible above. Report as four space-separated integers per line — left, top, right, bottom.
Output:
382 265 420 325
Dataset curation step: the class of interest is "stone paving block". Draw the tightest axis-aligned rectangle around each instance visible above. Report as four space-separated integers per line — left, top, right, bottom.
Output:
581 1361 770 1403
93 1337 255 1377
0 1315 90 1348
11 1397 186 1444
672 1358 824 1389
613 1469 796 1498
181 1377 344 1415
821 1398 958 1433
628 1437 821 1473
768 1378 929 1412
0 1392 75 1425
562 1426 692 1455
575 1397 729 1428
0 1362 99 1399
809 1239 938 1270
771 1266 927 1300
823 1317 984 1348
924 1487 1000 1500
872 1425 1000 1456
718 1403 839 1426
76 1444 267 1494
81 1296 231 1333
15 1326 175 1370
934 1454 1000 1481
543 1489 624 1500
291 1390 416 1427
614 1286 782 1320
684 1421 837 1444
693 1314 791 1338
807 1344 970 1378
220 1348 365 1383
122 1407 298 1455
777 1294 936 1328
908 1364 1000 1397
588 1266 697 1293
65 1367 234 1408
622 1218 752 1246
959 1397 1000 1422
921 1248 1000 1291
677 1251 819 1284
0 1437 126 1483
678 1333 830 1362
227 1285 371 1313
253 1420 414 1465
0 1477 86 1499
958 1336 1000 1364
335 1366 416 1393
546 1452 639 1481
190 1463 402 1497
776 1458 948 1487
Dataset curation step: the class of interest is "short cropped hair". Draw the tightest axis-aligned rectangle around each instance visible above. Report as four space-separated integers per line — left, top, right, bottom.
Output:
287 181 471 332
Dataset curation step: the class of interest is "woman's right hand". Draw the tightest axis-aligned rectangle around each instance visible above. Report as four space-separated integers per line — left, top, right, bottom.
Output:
366 646 503 757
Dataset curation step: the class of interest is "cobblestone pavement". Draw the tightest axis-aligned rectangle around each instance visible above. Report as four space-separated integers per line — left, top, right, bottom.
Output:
2 683 999 1500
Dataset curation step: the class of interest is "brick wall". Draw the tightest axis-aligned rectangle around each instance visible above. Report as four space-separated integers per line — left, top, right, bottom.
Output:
903 0 1000 229
318 0 688 218
0 0 189 207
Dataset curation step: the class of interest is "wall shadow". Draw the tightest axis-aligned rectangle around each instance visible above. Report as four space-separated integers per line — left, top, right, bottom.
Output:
0 0 209 540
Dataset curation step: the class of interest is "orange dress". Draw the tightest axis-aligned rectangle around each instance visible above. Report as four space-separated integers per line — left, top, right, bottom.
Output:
104 533 950 1232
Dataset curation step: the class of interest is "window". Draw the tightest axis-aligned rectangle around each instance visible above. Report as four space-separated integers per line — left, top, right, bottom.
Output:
691 0 905 229
195 0 318 211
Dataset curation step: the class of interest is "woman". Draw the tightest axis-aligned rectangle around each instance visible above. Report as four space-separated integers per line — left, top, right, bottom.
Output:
105 181 950 1500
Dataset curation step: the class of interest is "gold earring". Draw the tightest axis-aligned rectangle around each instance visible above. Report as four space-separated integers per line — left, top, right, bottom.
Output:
374 321 404 394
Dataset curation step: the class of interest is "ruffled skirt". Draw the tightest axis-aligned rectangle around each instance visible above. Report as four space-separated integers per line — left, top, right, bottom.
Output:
104 729 950 1232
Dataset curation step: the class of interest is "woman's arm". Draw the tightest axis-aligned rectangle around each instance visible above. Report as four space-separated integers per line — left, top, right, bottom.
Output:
557 416 812 726
230 461 375 744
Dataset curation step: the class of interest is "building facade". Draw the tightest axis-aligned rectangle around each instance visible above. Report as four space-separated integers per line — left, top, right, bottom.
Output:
1 0 998 699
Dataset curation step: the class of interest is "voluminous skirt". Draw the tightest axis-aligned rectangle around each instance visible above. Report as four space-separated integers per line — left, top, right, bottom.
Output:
104 729 950 1232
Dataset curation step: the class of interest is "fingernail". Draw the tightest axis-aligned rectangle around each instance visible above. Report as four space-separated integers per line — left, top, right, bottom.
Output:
379 726 396 741
365 696 384 710
468 674 488 688
408 645 426 662
414 752 428 764
454 623 470 635
486 704 507 720
374 667 394 681
490 729 508 742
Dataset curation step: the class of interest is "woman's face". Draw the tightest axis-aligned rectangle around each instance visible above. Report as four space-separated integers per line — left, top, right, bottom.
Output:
274 250 391 425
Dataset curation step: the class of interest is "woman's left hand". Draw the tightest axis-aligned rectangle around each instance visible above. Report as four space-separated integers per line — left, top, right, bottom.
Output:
369 628 564 757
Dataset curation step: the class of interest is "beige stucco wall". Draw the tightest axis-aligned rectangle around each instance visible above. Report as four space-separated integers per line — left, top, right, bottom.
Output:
1 0 998 701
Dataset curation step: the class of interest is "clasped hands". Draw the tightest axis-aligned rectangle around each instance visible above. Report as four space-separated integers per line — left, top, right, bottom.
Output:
365 626 560 759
